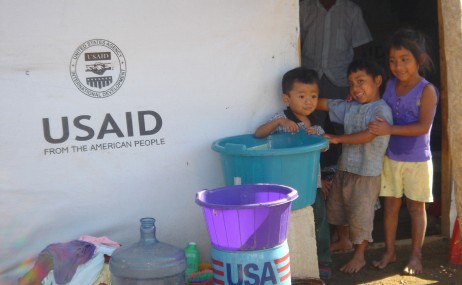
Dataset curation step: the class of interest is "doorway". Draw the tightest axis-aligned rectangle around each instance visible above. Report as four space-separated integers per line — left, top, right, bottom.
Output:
352 0 442 241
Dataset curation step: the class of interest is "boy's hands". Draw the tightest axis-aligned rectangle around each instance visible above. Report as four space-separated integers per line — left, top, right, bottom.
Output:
279 118 299 134
306 127 318 135
368 117 392 135
323 133 341 144
255 117 299 138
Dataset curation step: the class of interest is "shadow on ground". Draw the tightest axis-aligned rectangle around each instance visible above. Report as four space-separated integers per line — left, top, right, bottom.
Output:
325 236 461 285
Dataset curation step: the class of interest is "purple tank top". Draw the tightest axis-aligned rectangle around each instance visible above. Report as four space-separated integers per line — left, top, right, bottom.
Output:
382 78 436 162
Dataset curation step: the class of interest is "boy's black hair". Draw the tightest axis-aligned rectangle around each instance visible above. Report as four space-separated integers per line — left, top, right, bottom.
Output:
282 67 319 95
348 59 386 94
347 58 384 79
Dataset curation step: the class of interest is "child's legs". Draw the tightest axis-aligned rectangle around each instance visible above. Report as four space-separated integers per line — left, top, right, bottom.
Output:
406 198 427 257
326 171 348 226
396 159 433 257
404 198 426 275
344 174 381 245
330 225 352 252
326 171 352 251
382 197 402 254
340 240 369 273
380 157 405 254
373 157 403 268
313 188 332 263
338 174 379 274
376 157 432 272
372 196 401 269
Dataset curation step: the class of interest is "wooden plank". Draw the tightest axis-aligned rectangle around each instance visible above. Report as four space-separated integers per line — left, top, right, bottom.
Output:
438 0 454 237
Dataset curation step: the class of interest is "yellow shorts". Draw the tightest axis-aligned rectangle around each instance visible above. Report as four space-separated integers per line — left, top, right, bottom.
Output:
380 156 433 202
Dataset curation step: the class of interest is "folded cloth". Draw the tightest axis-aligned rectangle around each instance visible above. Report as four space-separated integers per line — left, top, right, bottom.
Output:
79 236 120 248
19 240 96 285
41 252 104 285
79 235 121 256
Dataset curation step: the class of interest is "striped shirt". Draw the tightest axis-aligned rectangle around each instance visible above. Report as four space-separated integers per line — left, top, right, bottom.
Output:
300 0 372 87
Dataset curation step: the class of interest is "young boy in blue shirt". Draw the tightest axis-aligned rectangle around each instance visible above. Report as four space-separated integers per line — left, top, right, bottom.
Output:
317 59 393 273
255 67 332 279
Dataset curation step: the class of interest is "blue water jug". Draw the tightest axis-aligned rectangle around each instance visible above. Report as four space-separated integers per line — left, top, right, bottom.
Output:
109 217 186 285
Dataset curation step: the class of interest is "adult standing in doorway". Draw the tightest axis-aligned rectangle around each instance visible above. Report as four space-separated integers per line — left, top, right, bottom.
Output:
300 0 373 169
299 0 373 255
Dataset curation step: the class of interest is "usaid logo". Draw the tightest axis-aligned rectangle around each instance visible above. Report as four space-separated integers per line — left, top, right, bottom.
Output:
70 39 126 98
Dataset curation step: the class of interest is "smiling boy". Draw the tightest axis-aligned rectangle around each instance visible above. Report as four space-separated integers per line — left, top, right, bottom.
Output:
316 59 393 273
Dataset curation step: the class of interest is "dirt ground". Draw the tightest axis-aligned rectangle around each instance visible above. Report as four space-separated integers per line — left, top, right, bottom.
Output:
324 236 461 285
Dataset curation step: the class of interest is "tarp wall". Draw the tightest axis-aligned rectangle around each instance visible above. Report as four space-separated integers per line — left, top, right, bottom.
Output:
0 0 300 282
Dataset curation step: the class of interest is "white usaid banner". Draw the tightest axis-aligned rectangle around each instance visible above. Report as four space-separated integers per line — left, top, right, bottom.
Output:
0 0 300 282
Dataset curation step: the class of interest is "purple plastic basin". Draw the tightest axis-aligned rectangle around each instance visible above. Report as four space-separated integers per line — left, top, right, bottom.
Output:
195 184 298 251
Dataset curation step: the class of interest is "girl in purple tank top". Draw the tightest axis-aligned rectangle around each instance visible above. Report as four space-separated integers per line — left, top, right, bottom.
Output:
368 27 439 275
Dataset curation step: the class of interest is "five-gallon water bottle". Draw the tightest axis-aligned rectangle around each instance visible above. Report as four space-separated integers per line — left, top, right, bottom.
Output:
184 242 200 282
110 217 186 285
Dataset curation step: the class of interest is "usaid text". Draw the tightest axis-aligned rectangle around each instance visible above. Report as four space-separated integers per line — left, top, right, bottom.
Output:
43 110 162 144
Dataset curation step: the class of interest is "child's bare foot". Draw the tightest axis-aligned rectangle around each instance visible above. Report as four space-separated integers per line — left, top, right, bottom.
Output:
330 239 353 252
403 255 423 275
340 256 366 273
372 252 396 269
